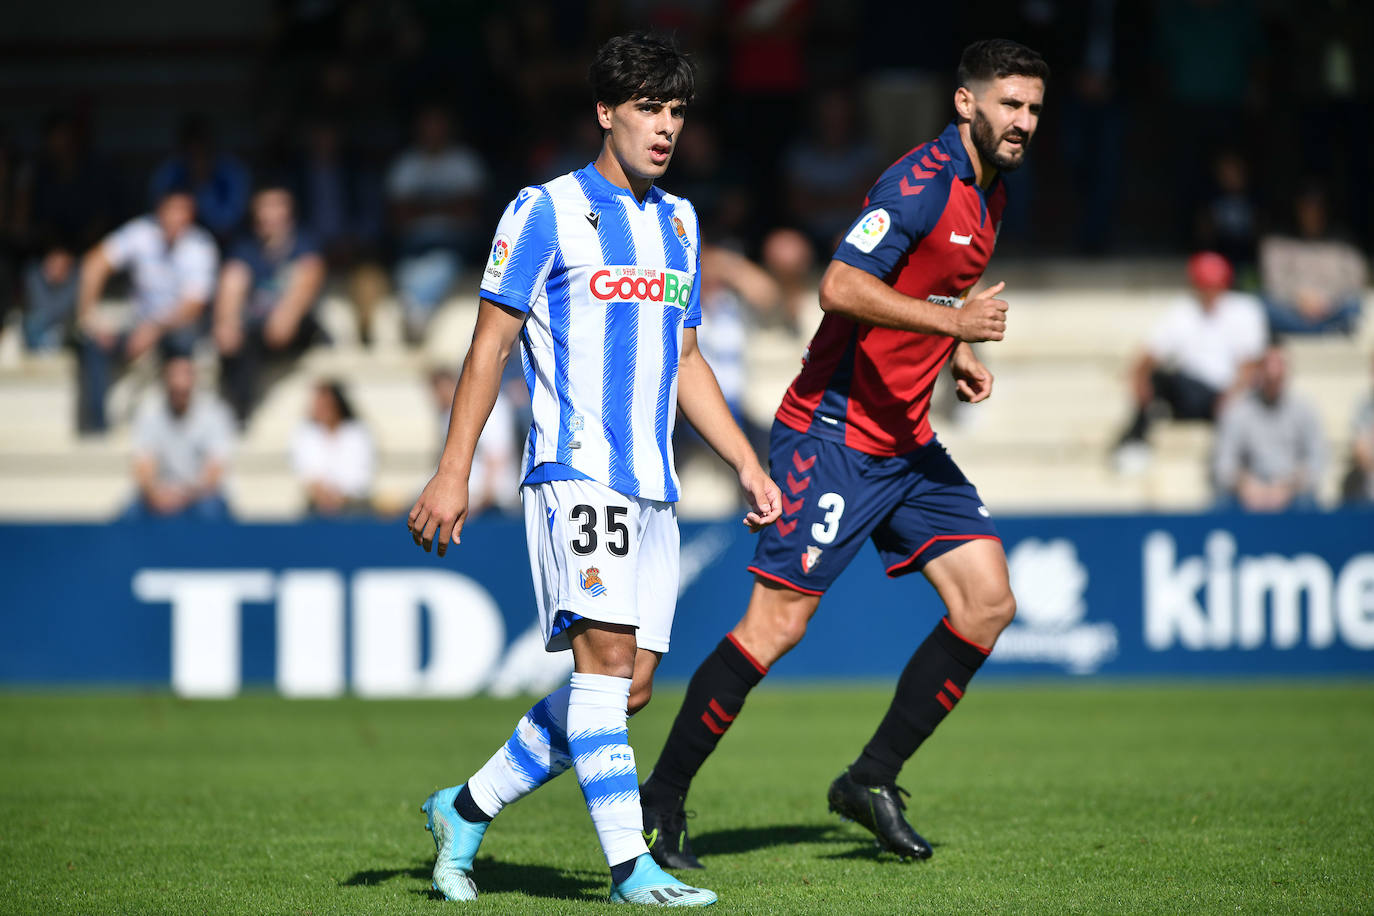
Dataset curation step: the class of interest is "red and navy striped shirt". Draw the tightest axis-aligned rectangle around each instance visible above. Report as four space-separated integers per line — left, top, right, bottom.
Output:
776 121 1006 456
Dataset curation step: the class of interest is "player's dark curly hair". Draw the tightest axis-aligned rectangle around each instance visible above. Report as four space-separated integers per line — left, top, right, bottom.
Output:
589 31 695 108
957 39 1050 88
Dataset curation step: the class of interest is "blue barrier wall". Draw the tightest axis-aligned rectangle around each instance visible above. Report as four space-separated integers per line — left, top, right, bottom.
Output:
2 511 1371 695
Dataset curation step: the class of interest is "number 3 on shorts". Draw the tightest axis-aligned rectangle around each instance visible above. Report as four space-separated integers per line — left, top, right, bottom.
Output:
810 492 845 545
568 504 630 557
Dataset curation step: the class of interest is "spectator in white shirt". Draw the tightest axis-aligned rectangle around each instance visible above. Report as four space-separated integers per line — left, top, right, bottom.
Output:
1115 252 1267 469
387 103 487 343
1343 353 1374 506
126 356 235 521
75 187 219 433
290 380 374 516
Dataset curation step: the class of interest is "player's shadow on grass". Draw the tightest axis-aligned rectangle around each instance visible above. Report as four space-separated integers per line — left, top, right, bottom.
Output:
692 822 853 857
341 858 605 902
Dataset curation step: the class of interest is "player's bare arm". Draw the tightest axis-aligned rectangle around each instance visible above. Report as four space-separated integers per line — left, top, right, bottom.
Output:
407 298 526 555
676 327 782 531
819 260 1009 342
951 342 994 403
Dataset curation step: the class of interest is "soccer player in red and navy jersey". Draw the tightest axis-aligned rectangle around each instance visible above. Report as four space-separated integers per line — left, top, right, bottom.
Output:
641 39 1049 866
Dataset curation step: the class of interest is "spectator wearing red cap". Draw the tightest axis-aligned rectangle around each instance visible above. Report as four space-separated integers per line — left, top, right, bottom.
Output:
1114 251 1268 471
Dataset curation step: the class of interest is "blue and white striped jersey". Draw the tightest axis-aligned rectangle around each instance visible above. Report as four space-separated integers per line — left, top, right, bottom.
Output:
479 163 702 503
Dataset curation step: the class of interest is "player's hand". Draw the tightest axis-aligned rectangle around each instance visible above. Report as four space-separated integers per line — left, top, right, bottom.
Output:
738 463 782 532
953 281 1008 342
407 470 470 557
951 346 994 403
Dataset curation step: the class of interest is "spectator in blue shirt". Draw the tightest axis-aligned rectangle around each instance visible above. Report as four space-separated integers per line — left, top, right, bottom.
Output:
213 181 326 424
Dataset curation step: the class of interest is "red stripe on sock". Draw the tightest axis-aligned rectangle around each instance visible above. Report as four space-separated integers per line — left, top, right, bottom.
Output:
700 711 725 735
935 691 954 712
944 679 964 700
942 618 992 655
708 698 735 723
726 633 770 675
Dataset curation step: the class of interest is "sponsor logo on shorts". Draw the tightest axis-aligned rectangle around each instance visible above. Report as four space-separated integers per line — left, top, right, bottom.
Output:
949 230 973 245
485 234 512 282
589 267 693 307
844 208 890 253
801 545 823 574
580 567 606 597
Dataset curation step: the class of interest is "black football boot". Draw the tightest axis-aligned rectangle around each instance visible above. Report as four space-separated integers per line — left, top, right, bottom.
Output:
827 769 933 861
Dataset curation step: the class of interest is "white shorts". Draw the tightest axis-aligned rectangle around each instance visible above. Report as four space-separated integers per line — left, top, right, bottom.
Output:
521 477 679 653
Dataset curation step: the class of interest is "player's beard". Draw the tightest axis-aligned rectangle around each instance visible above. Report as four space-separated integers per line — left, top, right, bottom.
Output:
971 107 1030 173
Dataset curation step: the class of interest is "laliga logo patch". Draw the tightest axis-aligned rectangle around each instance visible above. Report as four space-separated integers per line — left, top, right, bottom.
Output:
801 545 822 574
580 567 606 597
845 208 890 253
486 235 512 282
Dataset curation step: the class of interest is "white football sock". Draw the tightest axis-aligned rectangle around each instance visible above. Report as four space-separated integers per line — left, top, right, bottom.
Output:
466 685 572 818
567 672 648 868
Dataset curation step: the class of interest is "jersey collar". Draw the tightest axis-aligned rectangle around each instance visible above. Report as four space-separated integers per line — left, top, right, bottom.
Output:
578 162 661 208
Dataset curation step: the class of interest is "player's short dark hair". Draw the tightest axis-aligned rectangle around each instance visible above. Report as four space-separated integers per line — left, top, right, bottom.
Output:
589 31 695 108
957 39 1049 88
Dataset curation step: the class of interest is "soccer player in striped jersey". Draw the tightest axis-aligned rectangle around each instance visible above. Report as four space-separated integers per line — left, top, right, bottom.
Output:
639 39 1048 868
406 32 780 906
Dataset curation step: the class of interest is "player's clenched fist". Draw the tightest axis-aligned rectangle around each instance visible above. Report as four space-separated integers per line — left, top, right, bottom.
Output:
953 280 1008 342
407 471 470 557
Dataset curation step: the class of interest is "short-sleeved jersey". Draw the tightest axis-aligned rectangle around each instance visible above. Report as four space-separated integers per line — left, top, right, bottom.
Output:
479 163 702 503
103 216 219 324
775 122 1007 456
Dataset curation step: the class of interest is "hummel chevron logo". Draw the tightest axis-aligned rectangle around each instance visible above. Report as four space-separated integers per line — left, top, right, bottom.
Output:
792 450 816 472
585 210 600 230
949 231 972 245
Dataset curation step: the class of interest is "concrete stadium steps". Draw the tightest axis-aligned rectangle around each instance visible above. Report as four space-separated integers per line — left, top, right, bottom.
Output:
0 284 1369 519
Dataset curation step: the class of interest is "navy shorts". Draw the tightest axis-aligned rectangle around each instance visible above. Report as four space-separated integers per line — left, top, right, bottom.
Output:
748 421 1000 594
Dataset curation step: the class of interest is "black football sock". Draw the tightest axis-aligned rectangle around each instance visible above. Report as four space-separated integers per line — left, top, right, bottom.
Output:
454 783 494 823
643 635 768 803
848 618 990 787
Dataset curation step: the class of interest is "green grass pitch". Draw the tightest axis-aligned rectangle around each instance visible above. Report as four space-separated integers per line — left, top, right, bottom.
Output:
1 684 1371 915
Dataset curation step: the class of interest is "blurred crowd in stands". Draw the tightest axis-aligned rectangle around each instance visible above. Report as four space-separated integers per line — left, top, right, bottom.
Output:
0 0 1371 518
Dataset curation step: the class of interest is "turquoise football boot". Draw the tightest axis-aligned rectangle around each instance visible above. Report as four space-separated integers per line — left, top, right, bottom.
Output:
421 785 489 901
609 853 717 906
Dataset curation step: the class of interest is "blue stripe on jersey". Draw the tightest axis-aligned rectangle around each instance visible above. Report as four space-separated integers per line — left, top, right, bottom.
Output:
810 326 859 441
545 248 576 465
574 171 640 494
520 338 537 469
499 189 554 306
655 204 689 500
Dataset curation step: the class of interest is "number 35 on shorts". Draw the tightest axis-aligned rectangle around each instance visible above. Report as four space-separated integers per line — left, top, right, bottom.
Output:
811 492 845 544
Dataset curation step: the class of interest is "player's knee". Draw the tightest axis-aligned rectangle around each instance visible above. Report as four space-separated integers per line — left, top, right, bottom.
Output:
772 605 811 652
973 588 1016 635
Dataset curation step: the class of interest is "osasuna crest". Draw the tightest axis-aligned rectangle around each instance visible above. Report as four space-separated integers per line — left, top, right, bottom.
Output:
801 545 823 574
